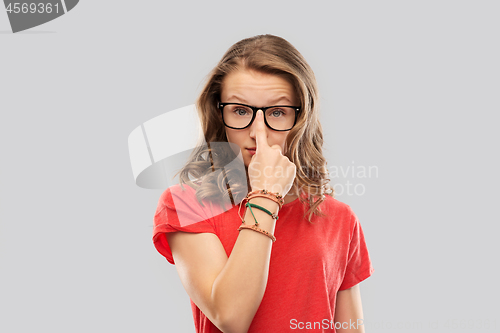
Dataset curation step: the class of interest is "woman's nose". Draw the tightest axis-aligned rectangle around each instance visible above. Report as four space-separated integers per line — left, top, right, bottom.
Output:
249 109 265 138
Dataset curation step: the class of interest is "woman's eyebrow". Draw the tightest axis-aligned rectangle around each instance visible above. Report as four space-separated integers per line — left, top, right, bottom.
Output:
270 96 293 105
225 95 247 103
224 95 294 105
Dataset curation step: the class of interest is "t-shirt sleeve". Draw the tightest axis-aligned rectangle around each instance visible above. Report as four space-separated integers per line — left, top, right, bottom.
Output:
152 185 217 265
338 207 374 291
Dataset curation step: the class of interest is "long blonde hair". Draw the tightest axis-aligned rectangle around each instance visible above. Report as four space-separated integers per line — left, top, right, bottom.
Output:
177 34 333 222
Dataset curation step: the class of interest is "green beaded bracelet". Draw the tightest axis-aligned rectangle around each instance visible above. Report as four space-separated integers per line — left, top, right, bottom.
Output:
245 202 279 220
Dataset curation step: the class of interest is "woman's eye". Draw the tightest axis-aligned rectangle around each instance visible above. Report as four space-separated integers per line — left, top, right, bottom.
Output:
270 109 285 117
235 108 250 116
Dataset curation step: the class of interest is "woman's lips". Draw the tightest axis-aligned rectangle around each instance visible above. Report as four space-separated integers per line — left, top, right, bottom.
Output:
246 148 256 155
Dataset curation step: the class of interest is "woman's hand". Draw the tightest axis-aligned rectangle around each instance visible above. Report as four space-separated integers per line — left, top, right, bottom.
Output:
247 110 296 197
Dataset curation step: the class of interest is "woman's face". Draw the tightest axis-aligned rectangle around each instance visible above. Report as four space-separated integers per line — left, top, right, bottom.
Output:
220 68 298 167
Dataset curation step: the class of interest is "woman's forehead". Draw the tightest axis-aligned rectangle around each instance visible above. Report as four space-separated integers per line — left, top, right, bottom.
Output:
221 69 297 105
224 92 294 104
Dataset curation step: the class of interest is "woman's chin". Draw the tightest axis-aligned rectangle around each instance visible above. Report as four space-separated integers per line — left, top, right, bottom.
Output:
243 157 251 168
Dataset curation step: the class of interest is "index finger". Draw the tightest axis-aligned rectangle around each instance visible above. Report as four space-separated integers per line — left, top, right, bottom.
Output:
255 109 270 151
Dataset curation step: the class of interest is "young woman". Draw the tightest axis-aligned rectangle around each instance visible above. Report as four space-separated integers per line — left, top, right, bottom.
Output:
153 34 374 333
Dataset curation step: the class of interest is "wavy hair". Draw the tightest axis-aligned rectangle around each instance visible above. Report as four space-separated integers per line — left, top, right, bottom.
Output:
176 34 333 222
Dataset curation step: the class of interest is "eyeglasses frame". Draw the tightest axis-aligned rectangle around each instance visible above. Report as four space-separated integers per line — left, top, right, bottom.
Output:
218 102 301 132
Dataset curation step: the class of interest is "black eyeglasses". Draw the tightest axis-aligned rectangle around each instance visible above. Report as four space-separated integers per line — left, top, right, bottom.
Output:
218 102 301 131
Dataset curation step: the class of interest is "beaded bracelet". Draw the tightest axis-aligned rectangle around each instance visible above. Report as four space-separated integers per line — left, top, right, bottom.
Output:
247 194 283 210
246 202 279 220
247 188 283 199
238 197 280 223
246 189 284 210
237 199 277 242
237 189 283 223
247 189 284 204
246 203 260 226
238 224 276 242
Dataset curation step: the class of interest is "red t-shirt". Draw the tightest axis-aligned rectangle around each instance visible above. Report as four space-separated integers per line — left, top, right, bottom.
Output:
153 184 374 332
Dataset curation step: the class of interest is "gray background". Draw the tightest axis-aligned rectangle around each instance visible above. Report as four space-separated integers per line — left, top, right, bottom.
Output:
1 1 498 332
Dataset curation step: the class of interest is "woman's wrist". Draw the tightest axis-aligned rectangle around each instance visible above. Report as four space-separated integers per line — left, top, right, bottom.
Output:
241 197 278 234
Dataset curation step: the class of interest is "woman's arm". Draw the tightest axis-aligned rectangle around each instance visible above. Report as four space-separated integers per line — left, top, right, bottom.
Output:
334 284 366 333
168 196 279 333
169 110 295 333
